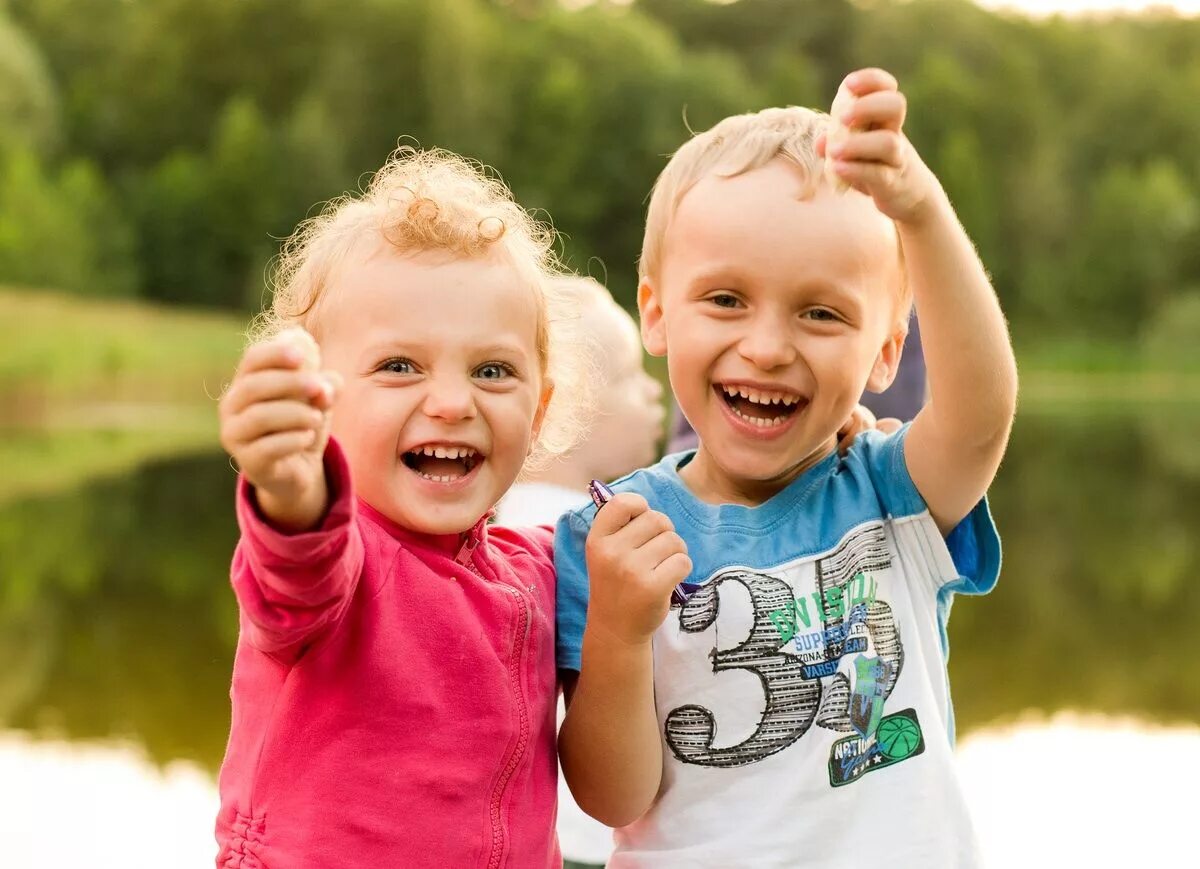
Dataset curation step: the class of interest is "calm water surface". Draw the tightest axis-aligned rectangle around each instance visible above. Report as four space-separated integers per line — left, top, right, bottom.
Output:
2 405 1197 865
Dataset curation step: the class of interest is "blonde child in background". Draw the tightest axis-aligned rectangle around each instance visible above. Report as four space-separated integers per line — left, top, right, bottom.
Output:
497 276 665 526
556 68 1018 867
495 275 664 868
215 148 591 868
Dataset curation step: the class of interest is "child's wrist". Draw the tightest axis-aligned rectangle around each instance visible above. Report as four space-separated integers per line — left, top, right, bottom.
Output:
254 479 330 534
582 620 655 659
895 173 950 231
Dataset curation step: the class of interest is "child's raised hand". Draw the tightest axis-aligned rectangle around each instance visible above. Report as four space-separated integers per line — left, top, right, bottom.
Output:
584 493 692 647
819 68 938 225
219 328 342 530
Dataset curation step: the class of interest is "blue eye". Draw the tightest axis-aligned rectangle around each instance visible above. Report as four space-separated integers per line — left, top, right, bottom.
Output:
711 293 740 309
475 362 515 380
805 309 839 322
380 358 415 374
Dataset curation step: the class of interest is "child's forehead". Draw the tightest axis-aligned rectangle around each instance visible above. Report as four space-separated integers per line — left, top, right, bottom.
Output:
664 165 900 284
313 237 542 335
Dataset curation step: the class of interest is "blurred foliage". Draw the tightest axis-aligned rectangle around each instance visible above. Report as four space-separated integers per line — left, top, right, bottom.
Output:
1142 290 1200 372
1 0 1199 365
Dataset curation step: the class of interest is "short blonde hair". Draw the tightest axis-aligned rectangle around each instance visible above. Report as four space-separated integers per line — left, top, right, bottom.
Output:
639 106 911 327
251 146 591 467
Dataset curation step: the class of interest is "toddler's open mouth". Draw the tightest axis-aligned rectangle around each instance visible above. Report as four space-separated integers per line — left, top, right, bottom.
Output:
401 444 481 483
716 384 805 429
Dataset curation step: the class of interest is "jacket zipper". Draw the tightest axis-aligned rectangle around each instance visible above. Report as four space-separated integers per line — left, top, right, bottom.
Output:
455 530 480 565
456 530 534 869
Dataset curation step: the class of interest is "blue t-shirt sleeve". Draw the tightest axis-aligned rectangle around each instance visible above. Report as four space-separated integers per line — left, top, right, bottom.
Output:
554 507 593 672
856 424 1001 596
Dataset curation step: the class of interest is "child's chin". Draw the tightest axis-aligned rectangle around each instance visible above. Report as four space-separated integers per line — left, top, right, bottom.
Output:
405 509 481 537
720 444 823 484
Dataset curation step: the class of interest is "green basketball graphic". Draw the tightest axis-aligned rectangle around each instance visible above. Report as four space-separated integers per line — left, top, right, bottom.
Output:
876 715 921 760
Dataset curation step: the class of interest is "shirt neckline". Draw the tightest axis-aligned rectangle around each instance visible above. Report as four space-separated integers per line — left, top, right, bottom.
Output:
656 446 841 533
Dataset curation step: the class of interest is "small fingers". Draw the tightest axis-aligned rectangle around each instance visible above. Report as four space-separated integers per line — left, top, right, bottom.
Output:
846 405 877 433
653 551 694 586
235 429 319 475
590 492 650 535
840 90 907 132
222 399 325 452
830 158 901 194
877 417 903 434
222 369 332 417
612 508 676 551
827 129 906 168
237 338 311 378
314 371 344 411
638 530 688 574
842 68 899 99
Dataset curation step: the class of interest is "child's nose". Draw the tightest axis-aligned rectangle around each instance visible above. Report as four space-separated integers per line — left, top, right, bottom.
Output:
421 377 477 421
737 322 797 371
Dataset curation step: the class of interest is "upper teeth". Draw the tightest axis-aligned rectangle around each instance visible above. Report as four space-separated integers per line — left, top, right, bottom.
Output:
416 445 478 460
722 385 801 406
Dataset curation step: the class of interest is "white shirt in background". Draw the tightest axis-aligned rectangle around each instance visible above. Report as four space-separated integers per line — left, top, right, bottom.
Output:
495 481 613 867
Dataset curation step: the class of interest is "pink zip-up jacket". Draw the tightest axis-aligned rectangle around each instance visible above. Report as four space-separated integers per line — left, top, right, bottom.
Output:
215 440 560 868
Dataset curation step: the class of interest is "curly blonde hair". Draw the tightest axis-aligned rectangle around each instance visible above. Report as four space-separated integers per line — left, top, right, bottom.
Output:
250 146 591 467
639 106 910 328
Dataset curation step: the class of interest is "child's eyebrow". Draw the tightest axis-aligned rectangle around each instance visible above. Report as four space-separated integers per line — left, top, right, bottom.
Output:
359 337 533 361
472 341 533 361
682 265 746 290
795 279 856 298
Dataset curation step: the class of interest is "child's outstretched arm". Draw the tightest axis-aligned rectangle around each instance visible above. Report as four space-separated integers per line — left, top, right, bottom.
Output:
558 493 692 827
219 328 341 532
822 68 1018 534
220 329 361 661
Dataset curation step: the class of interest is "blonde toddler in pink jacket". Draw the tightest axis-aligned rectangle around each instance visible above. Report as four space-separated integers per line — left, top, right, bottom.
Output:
215 148 592 868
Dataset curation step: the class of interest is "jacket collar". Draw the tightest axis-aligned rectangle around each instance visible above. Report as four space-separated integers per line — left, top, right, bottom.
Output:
355 498 493 561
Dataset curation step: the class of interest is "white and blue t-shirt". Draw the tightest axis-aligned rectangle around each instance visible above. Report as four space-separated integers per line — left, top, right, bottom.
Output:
554 427 1000 868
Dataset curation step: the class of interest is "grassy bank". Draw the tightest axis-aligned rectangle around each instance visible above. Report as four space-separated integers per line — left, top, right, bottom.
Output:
0 287 246 420
0 288 246 503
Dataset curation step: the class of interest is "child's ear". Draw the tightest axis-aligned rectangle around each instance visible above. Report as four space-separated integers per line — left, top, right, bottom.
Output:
638 279 667 357
530 379 554 443
865 325 906 393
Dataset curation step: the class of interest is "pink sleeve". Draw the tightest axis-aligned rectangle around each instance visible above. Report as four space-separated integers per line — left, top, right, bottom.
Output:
231 439 364 660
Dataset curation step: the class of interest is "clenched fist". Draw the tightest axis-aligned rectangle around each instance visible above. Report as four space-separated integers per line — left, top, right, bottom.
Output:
584 493 693 647
219 327 342 531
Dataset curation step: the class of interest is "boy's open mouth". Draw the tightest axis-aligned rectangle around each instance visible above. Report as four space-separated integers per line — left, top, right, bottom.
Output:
401 444 481 483
717 384 804 429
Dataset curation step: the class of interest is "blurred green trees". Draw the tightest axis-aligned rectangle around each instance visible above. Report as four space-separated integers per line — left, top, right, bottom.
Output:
2 0 1199 366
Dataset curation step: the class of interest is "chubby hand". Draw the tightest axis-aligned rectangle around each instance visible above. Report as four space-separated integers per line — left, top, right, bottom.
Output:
219 327 342 525
837 404 902 455
585 493 692 647
818 68 939 224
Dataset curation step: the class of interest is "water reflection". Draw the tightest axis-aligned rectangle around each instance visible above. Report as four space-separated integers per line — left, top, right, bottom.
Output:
0 452 239 771
958 715 1200 866
0 732 218 868
948 405 1200 730
0 405 1196 864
